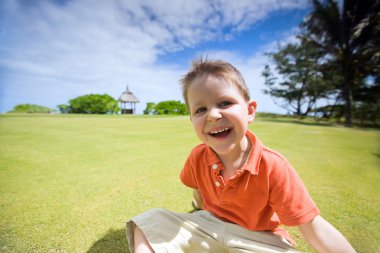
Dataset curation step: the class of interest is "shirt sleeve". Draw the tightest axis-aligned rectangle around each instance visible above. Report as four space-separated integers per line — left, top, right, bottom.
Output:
180 148 198 189
268 161 320 226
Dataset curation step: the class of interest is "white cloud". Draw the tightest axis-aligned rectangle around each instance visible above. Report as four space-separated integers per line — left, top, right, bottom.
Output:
0 0 308 113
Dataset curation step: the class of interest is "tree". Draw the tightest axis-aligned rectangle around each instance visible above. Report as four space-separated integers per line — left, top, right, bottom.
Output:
262 41 330 116
67 94 119 114
9 104 53 113
143 102 156 115
352 76 380 125
57 104 70 114
300 0 380 126
152 100 188 115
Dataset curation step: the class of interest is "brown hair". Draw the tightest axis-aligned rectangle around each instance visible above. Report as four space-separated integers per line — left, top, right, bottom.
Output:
180 58 250 108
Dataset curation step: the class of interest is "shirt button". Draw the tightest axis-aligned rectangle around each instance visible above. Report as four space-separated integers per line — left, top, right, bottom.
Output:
215 181 220 187
212 164 218 170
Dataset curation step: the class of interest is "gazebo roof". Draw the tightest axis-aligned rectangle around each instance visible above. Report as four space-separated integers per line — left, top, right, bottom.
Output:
118 86 140 103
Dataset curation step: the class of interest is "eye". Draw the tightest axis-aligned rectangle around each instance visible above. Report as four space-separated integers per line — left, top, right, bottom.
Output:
194 107 206 114
219 101 232 108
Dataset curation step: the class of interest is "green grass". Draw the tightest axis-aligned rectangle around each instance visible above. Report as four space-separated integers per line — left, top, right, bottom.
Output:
0 114 379 253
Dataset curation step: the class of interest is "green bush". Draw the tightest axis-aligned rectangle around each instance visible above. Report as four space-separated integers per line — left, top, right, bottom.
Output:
144 100 188 115
143 102 156 115
8 104 53 113
57 104 71 114
66 94 119 114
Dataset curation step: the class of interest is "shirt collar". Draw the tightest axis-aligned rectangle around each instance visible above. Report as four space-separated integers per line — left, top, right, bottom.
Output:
204 129 263 175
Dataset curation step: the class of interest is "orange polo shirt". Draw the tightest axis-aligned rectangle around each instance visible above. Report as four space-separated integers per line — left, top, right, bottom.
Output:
180 130 320 243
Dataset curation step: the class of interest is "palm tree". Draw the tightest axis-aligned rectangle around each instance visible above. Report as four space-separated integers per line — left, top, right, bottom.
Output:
262 41 329 116
300 0 380 126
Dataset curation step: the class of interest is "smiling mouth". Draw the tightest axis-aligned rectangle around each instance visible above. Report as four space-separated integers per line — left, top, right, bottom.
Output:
209 128 232 137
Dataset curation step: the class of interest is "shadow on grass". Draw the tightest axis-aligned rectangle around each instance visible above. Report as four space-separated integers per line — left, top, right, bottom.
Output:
87 228 130 253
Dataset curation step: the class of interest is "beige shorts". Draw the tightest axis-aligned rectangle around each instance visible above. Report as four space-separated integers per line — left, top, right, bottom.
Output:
126 208 302 253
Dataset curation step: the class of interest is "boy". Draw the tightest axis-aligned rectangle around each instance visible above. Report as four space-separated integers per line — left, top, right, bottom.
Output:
126 59 356 252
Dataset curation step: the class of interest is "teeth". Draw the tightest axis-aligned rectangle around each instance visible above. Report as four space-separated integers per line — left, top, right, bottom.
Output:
210 128 229 134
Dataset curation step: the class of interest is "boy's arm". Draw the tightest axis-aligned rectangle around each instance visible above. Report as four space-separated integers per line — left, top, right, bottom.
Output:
298 215 356 253
192 189 203 209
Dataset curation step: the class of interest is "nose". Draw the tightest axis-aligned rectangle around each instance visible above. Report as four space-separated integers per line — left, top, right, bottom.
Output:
207 107 222 121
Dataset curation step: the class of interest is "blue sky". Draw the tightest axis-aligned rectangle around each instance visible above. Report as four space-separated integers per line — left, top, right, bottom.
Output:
0 0 312 114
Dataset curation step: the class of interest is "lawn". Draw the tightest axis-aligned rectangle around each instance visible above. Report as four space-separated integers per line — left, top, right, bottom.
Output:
0 114 379 253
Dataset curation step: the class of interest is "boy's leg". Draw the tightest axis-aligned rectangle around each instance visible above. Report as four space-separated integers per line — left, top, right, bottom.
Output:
134 225 154 253
126 208 226 253
127 208 299 253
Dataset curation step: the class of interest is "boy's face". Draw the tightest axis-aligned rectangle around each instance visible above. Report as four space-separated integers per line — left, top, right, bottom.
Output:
187 75 256 156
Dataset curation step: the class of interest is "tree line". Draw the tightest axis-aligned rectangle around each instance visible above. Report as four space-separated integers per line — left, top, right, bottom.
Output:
8 95 188 116
262 0 379 126
8 94 119 114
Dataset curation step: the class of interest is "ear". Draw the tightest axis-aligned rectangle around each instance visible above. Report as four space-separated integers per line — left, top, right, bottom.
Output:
247 100 257 123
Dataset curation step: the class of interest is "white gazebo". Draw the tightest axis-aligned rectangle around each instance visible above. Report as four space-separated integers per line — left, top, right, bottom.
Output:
118 86 140 114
